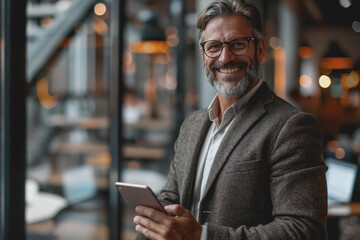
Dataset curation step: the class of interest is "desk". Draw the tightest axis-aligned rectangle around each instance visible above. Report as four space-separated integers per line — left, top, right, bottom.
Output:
327 202 360 240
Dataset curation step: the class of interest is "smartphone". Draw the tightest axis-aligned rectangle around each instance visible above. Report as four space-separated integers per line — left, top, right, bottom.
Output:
115 182 167 214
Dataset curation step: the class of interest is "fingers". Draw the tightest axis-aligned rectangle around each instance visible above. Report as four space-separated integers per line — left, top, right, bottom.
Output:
135 224 164 240
134 215 159 232
134 206 177 239
135 206 168 223
134 205 200 240
164 204 190 217
134 215 177 240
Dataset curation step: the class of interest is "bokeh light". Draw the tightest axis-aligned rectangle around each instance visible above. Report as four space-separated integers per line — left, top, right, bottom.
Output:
165 26 178 36
167 34 179 47
352 21 360 33
165 73 177 90
40 17 53 29
94 3 107 16
122 52 135 74
341 71 360 89
269 37 281 49
299 75 312 88
335 147 346 159
93 18 108 35
319 75 332 88
339 0 351 8
123 52 133 66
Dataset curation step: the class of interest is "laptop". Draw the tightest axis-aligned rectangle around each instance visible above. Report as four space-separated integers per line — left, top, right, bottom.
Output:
325 158 358 206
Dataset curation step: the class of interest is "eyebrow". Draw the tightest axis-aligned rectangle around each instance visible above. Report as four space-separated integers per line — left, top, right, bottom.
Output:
205 36 254 42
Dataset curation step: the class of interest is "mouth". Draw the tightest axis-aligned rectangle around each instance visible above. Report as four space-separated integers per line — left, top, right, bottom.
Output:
211 61 248 75
218 67 240 74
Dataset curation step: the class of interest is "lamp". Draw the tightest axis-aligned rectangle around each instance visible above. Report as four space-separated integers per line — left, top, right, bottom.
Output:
320 41 354 70
131 10 169 54
130 10 170 119
298 41 313 59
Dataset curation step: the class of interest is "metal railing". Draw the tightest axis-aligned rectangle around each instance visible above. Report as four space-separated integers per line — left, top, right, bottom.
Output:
26 0 96 82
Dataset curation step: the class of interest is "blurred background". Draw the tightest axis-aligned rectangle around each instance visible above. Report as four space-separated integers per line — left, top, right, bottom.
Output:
1 0 360 239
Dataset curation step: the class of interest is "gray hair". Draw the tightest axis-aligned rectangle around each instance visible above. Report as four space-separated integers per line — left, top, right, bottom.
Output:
197 0 263 43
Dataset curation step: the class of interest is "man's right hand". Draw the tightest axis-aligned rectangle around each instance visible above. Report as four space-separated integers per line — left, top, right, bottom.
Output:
134 204 202 240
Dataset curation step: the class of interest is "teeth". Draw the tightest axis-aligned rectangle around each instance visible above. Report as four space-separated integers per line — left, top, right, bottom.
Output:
218 67 239 74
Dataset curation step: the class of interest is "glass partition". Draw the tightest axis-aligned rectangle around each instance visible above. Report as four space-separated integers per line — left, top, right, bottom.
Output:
118 0 192 237
24 0 193 239
26 0 113 239
120 1 175 237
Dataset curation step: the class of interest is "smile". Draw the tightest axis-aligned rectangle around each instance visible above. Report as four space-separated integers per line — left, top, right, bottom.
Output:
218 67 240 74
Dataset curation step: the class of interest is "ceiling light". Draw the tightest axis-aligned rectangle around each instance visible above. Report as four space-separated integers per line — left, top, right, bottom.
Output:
320 41 354 70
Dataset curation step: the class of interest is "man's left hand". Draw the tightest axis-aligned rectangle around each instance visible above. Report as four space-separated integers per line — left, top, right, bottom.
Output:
134 204 202 240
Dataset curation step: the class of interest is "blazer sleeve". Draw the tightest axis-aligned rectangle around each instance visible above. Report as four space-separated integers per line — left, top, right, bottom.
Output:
206 112 328 240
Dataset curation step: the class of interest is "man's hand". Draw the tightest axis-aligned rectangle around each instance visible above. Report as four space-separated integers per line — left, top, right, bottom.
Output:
134 204 202 240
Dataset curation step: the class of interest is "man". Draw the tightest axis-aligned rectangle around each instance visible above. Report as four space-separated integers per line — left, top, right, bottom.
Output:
134 0 328 239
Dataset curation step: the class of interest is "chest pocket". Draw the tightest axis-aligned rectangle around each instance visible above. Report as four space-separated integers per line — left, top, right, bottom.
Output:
224 159 264 173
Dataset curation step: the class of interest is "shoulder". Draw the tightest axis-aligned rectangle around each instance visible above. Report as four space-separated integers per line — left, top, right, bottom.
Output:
252 84 322 144
184 109 208 121
273 96 320 127
259 86 320 128
251 81 303 120
181 109 208 129
175 109 210 148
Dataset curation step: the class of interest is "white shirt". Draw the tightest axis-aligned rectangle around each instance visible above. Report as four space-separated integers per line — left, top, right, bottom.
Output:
191 80 263 239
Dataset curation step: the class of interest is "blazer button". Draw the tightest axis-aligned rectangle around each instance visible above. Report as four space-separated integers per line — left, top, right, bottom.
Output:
202 210 211 214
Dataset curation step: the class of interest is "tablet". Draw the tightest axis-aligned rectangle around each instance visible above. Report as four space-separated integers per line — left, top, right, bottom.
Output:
115 182 167 213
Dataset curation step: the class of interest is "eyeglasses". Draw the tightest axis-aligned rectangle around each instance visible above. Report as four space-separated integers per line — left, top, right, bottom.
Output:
200 37 256 58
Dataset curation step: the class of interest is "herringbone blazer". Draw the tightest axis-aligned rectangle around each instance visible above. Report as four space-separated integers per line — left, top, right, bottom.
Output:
139 82 328 239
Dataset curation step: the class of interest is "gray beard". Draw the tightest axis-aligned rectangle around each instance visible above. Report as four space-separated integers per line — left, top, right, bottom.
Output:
207 60 259 98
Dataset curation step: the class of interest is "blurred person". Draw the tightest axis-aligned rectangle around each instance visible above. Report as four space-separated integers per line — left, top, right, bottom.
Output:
133 0 328 239
123 88 147 124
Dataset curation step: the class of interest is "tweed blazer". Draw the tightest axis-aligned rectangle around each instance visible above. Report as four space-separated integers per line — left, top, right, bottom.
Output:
138 82 328 240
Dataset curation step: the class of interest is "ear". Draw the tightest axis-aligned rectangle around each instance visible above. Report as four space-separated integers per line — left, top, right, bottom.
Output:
199 47 205 62
256 40 265 63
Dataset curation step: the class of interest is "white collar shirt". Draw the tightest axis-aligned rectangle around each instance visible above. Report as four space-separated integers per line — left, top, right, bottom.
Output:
191 79 263 221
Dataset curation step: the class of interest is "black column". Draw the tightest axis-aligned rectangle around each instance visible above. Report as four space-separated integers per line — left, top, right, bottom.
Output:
108 0 125 239
0 0 26 239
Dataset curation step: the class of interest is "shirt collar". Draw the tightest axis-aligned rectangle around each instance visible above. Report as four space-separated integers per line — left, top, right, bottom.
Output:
207 79 263 121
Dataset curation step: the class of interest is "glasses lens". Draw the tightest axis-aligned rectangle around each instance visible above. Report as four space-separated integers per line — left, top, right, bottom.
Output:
204 41 222 57
203 38 250 58
229 39 248 55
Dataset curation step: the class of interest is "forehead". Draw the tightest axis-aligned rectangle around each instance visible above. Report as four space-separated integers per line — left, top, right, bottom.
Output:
203 15 252 41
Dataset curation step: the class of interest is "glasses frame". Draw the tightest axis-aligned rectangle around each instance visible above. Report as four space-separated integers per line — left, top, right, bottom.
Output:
200 37 256 58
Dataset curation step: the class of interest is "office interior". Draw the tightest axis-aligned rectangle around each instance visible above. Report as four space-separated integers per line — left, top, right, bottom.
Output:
1 0 360 239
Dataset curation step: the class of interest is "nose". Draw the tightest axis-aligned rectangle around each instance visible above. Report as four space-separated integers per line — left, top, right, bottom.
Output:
218 44 236 63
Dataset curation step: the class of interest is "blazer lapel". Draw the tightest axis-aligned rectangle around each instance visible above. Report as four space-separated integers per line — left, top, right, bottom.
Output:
180 110 212 209
201 82 275 201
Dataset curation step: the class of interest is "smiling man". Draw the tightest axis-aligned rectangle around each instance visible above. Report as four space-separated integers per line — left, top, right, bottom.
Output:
134 0 328 239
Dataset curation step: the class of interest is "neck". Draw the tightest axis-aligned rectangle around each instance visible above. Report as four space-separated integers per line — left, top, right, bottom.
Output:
217 78 259 122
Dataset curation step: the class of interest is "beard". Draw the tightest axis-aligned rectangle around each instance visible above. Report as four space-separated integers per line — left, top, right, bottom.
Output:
206 57 259 98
